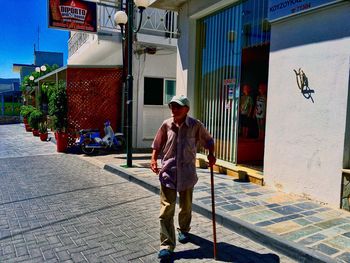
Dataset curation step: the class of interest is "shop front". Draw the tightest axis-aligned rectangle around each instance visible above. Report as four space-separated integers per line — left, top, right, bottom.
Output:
150 0 350 207
196 0 270 168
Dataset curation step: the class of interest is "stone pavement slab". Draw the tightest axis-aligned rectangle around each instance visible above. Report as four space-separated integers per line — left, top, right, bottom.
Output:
0 124 57 158
93 153 350 263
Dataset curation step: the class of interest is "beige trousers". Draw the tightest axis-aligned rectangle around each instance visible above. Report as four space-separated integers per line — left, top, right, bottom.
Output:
159 184 193 251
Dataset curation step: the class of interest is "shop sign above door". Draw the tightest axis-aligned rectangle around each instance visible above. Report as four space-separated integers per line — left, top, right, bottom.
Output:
48 0 97 32
268 0 344 22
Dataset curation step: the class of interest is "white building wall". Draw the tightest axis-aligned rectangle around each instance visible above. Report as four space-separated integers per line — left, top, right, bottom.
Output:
134 49 177 148
68 34 122 66
264 3 350 207
176 8 189 98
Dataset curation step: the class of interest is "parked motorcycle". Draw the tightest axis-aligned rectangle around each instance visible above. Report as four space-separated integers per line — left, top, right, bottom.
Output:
76 120 125 155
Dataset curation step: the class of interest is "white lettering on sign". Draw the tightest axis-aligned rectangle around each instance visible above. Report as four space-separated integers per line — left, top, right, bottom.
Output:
268 0 343 21
60 6 87 22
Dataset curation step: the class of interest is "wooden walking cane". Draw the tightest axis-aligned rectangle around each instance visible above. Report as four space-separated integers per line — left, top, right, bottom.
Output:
210 164 218 260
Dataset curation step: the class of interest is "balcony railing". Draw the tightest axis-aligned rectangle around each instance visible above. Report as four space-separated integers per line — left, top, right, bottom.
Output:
68 32 90 58
68 2 179 58
137 8 179 39
98 4 179 37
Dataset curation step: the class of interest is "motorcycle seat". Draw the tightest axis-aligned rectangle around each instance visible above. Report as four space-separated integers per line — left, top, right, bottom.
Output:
80 129 99 134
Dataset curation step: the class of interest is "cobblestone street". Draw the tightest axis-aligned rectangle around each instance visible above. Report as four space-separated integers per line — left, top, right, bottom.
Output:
0 124 296 262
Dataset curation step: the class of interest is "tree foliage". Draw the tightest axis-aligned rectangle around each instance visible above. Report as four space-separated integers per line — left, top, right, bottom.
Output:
48 80 67 132
20 64 60 92
20 105 36 118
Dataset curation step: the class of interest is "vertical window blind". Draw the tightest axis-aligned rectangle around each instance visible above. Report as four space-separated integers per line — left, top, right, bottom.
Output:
197 0 270 163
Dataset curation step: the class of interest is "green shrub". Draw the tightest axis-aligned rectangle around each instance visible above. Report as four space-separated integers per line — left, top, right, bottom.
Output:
4 102 21 116
48 80 67 132
38 122 48 133
20 105 35 118
28 109 43 130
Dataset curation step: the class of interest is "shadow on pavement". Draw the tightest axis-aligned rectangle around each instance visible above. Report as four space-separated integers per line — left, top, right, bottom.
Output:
164 234 280 263
115 155 151 160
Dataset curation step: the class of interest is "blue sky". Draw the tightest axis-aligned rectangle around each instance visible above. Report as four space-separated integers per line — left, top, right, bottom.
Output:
0 0 69 79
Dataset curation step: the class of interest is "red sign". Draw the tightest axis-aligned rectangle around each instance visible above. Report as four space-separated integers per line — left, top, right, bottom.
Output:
48 0 97 32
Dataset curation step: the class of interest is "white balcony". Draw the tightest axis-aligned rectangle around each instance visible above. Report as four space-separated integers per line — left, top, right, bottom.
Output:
68 2 179 59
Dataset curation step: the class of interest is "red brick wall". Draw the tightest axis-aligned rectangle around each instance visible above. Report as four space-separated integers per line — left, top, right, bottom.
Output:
66 67 123 143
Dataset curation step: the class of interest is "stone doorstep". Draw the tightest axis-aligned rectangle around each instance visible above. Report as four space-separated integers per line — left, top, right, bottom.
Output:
196 153 264 186
100 152 264 186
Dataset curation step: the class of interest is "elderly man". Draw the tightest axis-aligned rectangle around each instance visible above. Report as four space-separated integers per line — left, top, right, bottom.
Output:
150 95 216 260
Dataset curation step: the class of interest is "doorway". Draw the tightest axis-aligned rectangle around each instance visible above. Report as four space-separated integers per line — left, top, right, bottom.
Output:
237 44 270 168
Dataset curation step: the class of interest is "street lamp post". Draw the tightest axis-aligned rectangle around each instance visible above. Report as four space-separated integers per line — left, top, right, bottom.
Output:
35 65 47 76
114 0 149 167
34 65 47 109
27 75 35 105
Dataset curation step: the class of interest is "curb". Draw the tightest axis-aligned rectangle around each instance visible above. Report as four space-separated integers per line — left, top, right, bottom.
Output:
103 164 336 263
104 164 160 195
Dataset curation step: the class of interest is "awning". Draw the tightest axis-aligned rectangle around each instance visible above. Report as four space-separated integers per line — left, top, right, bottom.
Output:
35 65 121 83
149 0 187 11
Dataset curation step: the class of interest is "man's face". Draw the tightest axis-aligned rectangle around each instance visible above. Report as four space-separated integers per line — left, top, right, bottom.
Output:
169 103 189 119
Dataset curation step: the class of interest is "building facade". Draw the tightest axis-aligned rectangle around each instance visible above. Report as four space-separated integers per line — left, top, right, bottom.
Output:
67 0 178 149
0 78 21 118
13 50 64 83
150 0 350 208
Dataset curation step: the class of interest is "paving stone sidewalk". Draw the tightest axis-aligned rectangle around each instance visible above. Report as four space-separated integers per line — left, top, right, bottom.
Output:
0 124 57 158
84 153 350 263
0 124 296 262
3 123 350 262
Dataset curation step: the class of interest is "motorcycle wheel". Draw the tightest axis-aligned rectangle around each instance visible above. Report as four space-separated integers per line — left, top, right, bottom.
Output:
81 140 95 155
113 135 126 152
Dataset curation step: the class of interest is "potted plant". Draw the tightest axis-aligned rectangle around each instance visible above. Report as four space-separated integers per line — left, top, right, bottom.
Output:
20 105 35 131
28 109 43 136
49 81 68 152
38 121 48 141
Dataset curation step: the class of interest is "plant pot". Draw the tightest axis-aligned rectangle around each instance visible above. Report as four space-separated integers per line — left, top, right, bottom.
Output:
238 171 248 182
25 123 32 132
39 132 48 141
23 117 28 125
55 131 68 152
32 129 40 136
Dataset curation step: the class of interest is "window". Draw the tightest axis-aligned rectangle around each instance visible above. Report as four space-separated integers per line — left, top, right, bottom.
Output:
144 77 163 105
164 79 176 104
144 77 176 105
